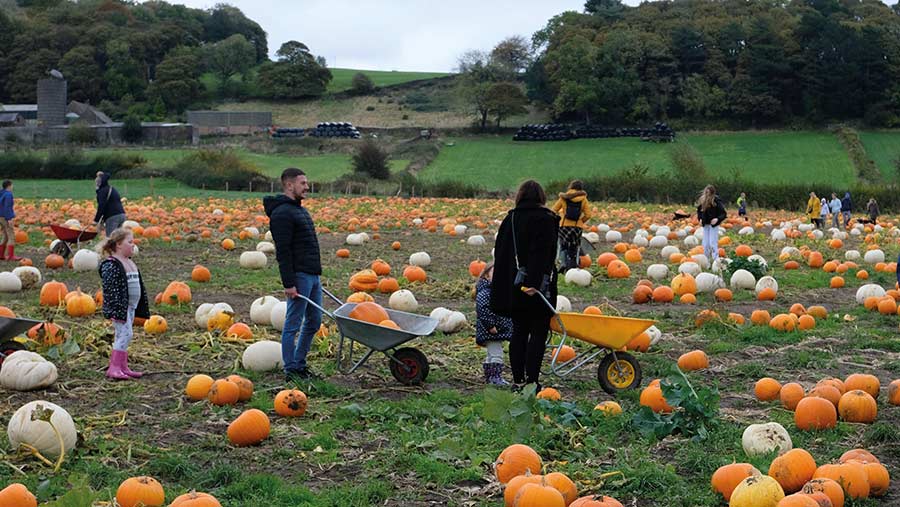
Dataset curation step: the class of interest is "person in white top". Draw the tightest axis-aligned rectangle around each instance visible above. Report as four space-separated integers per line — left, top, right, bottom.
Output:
828 193 842 228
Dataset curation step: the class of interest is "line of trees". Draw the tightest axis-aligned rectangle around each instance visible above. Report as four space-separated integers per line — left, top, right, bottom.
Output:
521 0 900 127
0 1 331 120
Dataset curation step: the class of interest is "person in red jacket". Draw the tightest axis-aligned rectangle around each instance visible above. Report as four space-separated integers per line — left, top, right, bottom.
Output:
0 180 21 261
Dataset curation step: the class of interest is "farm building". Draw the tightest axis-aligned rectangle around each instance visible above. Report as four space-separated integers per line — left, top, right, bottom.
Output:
67 101 114 125
0 104 38 121
187 110 272 136
0 113 26 127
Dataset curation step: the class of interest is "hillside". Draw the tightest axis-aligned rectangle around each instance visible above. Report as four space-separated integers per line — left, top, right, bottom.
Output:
326 68 450 93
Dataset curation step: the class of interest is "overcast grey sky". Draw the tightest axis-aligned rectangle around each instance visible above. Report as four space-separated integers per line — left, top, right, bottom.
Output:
168 0 898 73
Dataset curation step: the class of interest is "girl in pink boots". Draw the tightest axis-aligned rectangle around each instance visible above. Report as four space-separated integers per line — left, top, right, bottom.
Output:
99 228 149 380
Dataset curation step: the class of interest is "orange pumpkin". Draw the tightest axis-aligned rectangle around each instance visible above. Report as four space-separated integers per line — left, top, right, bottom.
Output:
769 448 818 493
225 374 254 401
812 463 869 499
348 269 379 292
494 444 542 484
39 280 68 306
468 259 487 277
639 383 673 413
377 277 400 294
191 264 211 282
208 379 240 406
185 374 215 401
677 350 708 371
116 476 165 507
837 390 877 423
348 302 390 324
0 483 37 507
371 259 391 276
751 310 771 326
227 408 270 446
888 379 900 406
274 389 308 417
651 286 674 303
843 374 879 399
755 377 782 401
606 260 631 279
225 322 253 340
802 478 844 507
169 492 222 507
45 253 65 269
403 265 427 283
780 382 806 411
711 463 760 502
794 397 837 431
336 248 350 258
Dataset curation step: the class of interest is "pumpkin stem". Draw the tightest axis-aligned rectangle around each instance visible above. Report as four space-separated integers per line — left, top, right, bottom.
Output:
17 443 55 469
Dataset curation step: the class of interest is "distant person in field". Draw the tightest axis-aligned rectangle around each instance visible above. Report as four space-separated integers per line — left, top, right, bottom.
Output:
829 193 842 228
867 198 880 224
265 168 322 383
736 192 748 221
99 228 150 380
0 179 22 261
819 197 828 230
807 192 822 229
491 180 559 391
93 172 127 236
551 179 592 273
696 185 726 264
475 262 512 385
841 192 852 227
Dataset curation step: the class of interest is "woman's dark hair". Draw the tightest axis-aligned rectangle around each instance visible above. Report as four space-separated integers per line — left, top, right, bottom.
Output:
515 179 546 206
568 180 583 191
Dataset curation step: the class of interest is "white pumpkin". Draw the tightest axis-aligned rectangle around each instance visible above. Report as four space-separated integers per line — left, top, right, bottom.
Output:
729 269 756 290
738 226 754 235
12 266 42 289
747 254 768 271
212 208 224 216
62 219 81 229
863 249 885 264
270 301 288 331
849 228 862 237
683 235 699 247
660 245 680 259
770 229 786 241
690 254 709 269
0 351 58 391
250 296 280 325
811 229 824 240
195 302 233 329
345 233 364 246
466 235 485 246
741 422 792 457
711 257 731 273
264 230 272 241
845 250 861 261
409 252 431 267
454 225 467 235
7 400 77 457
648 235 668 248
412 218 423 226
856 284 886 305
780 246 800 258
582 232 600 244
597 224 610 233
389 289 418 312
645 325 662 346
656 226 671 237
239 251 267 269
678 262 701 277
555 295 572 313
430 307 467 333
0 272 22 293
646 264 669 281
241 340 283 372
605 230 622 242
564 268 592 287
72 249 99 272
755 276 778 296
695 272 724 293
798 223 813 232
255 241 275 254
122 220 140 230
632 235 648 248
242 226 260 238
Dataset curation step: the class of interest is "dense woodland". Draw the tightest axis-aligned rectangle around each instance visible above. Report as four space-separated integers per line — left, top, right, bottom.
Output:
0 0 331 120
524 0 900 127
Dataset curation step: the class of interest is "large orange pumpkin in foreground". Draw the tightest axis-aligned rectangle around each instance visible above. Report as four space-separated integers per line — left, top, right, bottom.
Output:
116 476 165 507
494 443 542 484
0 483 37 507
227 408 270 446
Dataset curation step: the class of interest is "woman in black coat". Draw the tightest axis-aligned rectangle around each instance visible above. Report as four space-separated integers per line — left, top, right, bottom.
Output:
491 180 559 389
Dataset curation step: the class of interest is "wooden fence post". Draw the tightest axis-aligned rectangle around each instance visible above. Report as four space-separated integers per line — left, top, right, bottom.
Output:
225 181 229 192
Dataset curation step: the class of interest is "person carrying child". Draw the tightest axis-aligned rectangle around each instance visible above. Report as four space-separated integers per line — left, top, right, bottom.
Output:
99 228 150 380
475 262 513 385
551 180 592 273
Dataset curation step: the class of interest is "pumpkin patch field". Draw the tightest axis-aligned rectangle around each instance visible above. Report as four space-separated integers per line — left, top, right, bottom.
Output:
0 195 898 506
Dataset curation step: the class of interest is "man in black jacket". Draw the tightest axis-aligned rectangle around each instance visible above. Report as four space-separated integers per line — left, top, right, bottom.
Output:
93 172 127 236
264 168 322 381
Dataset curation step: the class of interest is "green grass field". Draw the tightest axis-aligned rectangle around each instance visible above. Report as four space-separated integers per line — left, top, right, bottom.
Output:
860 130 900 180
326 68 449 93
420 131 857 190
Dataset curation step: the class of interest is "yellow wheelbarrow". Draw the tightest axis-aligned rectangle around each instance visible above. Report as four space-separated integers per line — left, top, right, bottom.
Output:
533 291 655 395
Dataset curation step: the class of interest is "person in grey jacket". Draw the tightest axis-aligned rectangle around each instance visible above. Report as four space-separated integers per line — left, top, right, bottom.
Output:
829 193 842 228
264 168 322 382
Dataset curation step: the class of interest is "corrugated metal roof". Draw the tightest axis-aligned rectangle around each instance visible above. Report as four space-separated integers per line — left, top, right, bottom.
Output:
0 113 23 122
1 105 38 112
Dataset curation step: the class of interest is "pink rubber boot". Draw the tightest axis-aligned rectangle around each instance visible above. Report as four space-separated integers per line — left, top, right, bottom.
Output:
106 350 131 380
121 351 143 378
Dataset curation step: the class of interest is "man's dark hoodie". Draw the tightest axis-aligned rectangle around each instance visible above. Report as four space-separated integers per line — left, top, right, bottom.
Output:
264 194 321 288
93 172 125 223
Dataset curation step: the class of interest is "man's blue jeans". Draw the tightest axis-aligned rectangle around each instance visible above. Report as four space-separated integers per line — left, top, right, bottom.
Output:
281 272 322 373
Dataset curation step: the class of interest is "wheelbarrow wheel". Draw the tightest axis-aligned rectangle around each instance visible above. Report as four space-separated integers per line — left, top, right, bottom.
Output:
388 347 429 385
597 351 642 395
0 340 26 368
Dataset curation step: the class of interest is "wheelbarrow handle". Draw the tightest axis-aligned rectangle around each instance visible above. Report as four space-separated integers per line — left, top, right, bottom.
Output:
522 287 566 337
293 292 337 321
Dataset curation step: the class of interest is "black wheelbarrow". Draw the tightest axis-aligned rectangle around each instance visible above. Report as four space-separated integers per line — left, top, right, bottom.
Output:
0 316 42 369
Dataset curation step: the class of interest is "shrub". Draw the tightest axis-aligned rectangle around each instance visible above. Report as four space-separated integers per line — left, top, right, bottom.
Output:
4 131 22 146
0 149 146 179
351 140 390 180
365 105 375 111
351 72 376 95
122 115 143 143
668 143 707 181
834 126 880 182
44 147 93 179
174 149 269 191
67 124 96 145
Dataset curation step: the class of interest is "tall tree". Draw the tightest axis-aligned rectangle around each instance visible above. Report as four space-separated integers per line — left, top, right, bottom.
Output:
205 34 255 93
490 36 532 76
485 82 529 127
150 46 203 113
256 40 331 99
204 3 268 63
59 45 103 103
